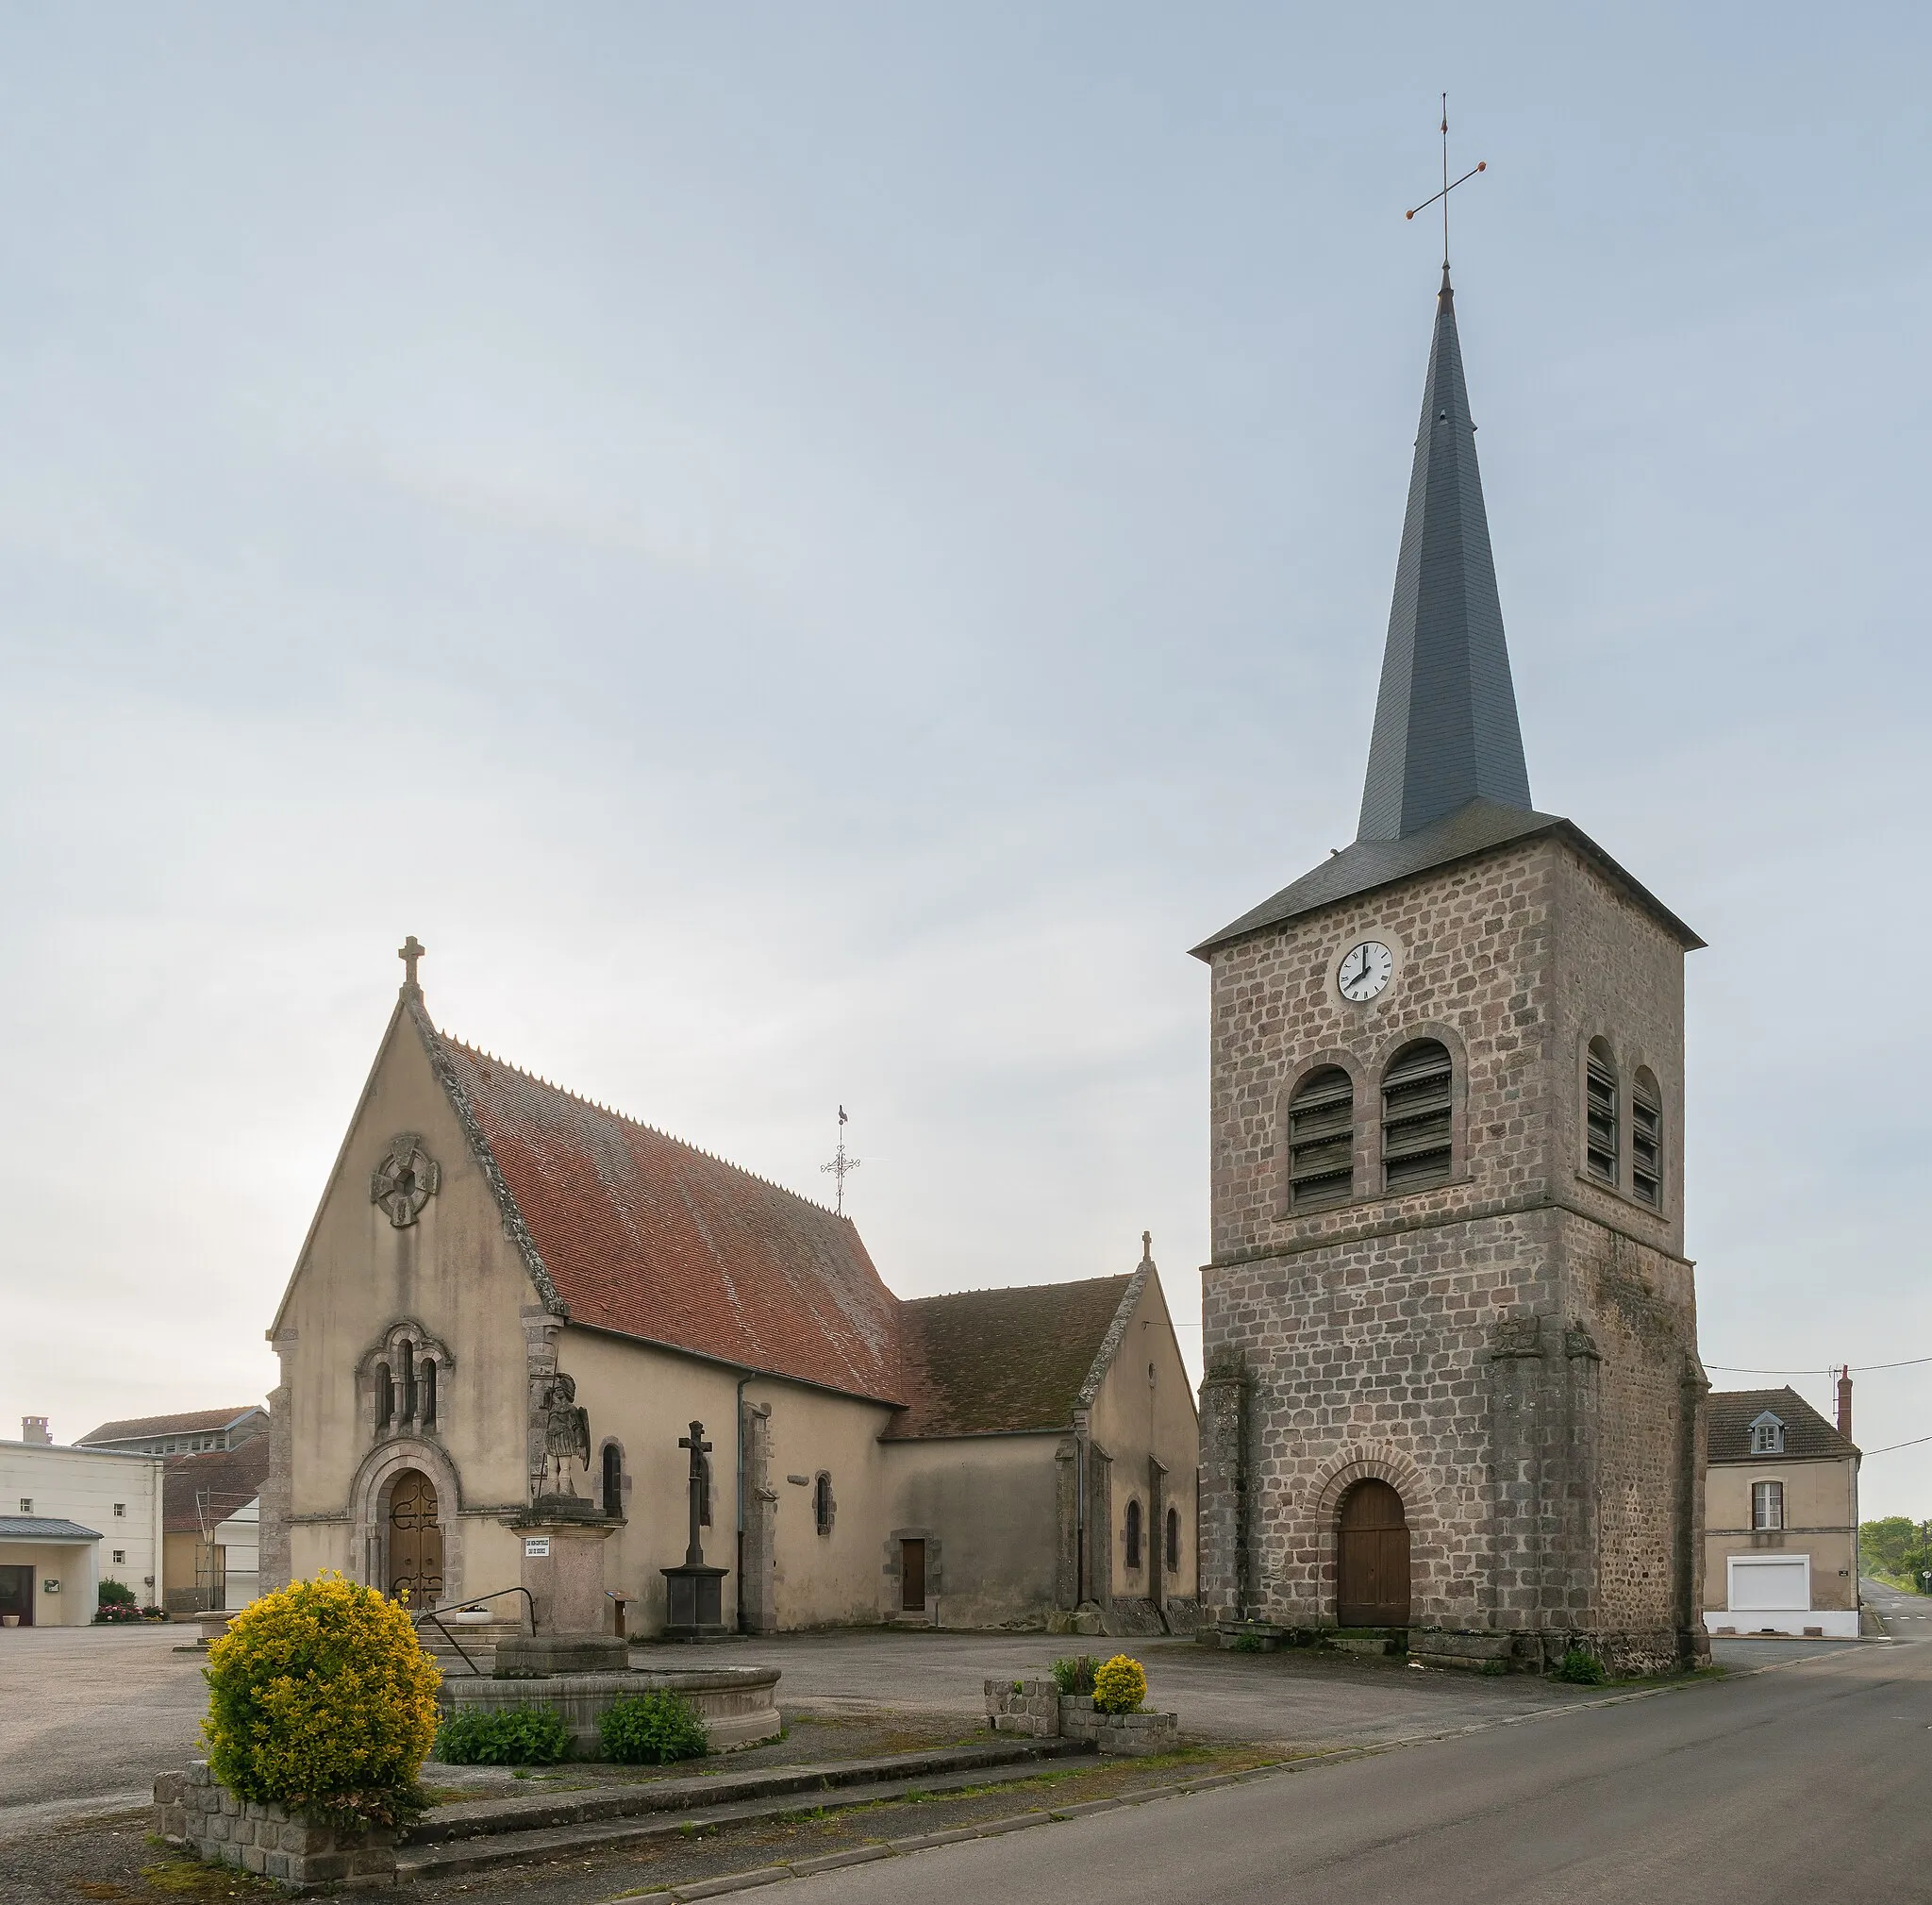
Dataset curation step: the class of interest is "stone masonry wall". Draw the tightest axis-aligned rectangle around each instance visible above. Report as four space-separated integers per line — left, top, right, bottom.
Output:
1200 832 1702 1664
154 1763 396 1890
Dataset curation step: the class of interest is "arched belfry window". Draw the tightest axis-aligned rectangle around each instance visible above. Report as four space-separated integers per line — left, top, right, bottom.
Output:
1124 1498 1143 1571
1381 1040 1453 1193
1631 1068 1662 1208
1585 1040 1619 1186
602 1443 624 1519
1288 1066 1355 1212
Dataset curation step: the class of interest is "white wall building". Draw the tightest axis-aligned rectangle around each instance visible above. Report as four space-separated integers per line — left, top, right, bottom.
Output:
0 1418 165 1627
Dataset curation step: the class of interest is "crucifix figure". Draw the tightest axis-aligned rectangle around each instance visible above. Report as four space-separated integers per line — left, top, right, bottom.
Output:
398 935 427 989
678 1421 713 1568
1405 93 1486 272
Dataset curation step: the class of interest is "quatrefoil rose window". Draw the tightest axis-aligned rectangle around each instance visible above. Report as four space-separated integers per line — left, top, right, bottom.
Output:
372 1134 441 1228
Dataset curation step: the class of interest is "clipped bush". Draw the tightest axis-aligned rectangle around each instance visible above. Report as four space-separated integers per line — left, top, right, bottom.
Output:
600 1690 708 1765
93 1600 145 1624
436 1703 571 1766
1551 1646 1606 1686
98 1579 137 1608
1050 1655 1098 1696
1091 1655 1147 1715
203 1571 441 1829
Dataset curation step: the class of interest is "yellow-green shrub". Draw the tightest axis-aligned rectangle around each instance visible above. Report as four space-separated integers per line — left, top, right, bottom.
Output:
1091 1654 1147 1714
203 1571 441 1828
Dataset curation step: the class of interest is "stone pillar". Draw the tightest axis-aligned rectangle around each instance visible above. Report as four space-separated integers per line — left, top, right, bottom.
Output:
1558 1322 1604 1635
1678 1354 1711 1664
1487 1311 1546 1634
1197 1351 1250 1625
494 1509 624 1674
1054 1438 1080 1611
737 1399 776 1635
258 1360 293 1596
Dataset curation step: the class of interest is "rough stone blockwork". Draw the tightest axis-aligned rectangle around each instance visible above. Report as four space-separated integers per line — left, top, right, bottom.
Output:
155 1763 397 1890
1200 837 1705 1675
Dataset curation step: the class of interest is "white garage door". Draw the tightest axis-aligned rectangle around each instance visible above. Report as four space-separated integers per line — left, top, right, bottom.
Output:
1729 1556 1810 1611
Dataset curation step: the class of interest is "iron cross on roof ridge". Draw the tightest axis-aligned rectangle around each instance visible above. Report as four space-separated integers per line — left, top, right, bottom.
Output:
1405 93 1487 273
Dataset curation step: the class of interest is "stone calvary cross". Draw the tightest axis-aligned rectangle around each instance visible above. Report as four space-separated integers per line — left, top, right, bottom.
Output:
662 1420 729 1640
678 1422 712 1568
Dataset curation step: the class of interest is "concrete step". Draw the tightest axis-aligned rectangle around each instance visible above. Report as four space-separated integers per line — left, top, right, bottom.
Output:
417 1619 526 1676
398 1739 1092 1880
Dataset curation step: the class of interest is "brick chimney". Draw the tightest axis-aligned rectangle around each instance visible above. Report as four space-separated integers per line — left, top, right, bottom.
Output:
20 1416 50 1445
1837 1367 1853 1441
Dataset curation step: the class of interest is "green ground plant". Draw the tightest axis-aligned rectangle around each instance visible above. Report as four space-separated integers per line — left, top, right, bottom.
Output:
1550 1646 1606 1686
435 1704 572 1766
599 1689 708 1764
1050 1655 1097 1696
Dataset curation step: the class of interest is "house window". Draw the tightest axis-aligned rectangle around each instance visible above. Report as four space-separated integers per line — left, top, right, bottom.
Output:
1631 1069 1662 1208
113 1504 126 1517
112 1550 125 1565
602 1443 624 1519
1124 1498 1142 1571
1750 1413 1786 1456
1166 1506 1180 1572
1753 1480 1785 1530
1382 1040 1454 1193
1288 1066 1356 1212
17 1499 29 1515
814 1473 835 1537
1585 1040 1618 1185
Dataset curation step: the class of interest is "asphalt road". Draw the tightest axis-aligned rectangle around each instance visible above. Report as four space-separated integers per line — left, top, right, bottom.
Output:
787 1629 1932 1905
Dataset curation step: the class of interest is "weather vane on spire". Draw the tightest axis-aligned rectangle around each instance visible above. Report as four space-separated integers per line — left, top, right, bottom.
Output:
1405 92 1486 273
821 1106 860 1216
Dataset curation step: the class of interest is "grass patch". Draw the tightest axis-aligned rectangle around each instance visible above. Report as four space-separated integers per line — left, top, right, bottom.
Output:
138 1849 282 1897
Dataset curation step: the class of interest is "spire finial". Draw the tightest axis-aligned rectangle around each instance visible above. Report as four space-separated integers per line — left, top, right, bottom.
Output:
1405 93 1486 278
1141 1229 1153 1264
398 934 426 996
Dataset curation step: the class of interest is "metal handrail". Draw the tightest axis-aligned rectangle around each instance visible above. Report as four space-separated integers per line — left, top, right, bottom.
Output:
409 1585 537 1678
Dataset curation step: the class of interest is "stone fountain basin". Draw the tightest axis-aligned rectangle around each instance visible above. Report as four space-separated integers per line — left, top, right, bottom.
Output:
439 1665 780 1755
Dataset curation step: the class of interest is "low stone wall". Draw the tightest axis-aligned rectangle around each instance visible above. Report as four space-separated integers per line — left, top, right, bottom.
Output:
154 1764 395 1890
440 1664 780 1758
981 1679 1179 1755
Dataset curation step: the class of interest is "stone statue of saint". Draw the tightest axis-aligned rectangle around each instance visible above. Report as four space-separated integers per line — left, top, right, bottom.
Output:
538 1372 591 1496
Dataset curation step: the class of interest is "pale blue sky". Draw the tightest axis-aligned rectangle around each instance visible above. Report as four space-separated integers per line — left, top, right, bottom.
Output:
2 7 1927 1509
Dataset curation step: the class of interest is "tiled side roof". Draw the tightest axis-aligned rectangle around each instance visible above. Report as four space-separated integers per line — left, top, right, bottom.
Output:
79 1407 263 1445
887 1276 1135 1439
1707 1387 1858 1463
162 1442 273 1536
436 1036 906 1405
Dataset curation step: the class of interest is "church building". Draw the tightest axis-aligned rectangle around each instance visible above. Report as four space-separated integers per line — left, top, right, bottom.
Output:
1192 266 1707 1675
258 957 1197 1639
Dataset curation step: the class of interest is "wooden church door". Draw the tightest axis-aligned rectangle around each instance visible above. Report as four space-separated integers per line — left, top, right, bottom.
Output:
387 1470 444 1610
1336 1479 1410 1628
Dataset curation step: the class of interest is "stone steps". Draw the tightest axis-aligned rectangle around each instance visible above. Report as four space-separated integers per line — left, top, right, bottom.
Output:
397 1738 1092 1880
416 1618 525 1676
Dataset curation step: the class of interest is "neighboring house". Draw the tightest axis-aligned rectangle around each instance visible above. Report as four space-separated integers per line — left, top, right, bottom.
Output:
261 963 1200 1636
78 1406 268 1458
162 1440 273 1614
0 1417 164 1625
1705 1381 1859 1639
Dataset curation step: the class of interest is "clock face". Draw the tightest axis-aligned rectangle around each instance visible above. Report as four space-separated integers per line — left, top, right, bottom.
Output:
1338 940 1394 1003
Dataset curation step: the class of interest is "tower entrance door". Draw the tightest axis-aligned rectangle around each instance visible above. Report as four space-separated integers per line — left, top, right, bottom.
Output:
1337 1479 1410 1628
386 1470 443 1610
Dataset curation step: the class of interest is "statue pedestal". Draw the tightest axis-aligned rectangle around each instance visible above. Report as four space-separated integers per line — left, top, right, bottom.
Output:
502 1500 625 1672
660 1563 732 1642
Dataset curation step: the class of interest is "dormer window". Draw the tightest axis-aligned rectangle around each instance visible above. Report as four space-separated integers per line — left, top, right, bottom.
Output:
1749 1412 1785 1456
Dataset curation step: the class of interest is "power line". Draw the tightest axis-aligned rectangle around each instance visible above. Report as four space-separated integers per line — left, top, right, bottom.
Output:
1705 1354 1932 1377
1857 1433 1932 1458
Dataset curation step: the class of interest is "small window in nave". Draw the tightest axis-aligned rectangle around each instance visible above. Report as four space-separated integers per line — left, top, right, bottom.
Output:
1124 1497 1142 1570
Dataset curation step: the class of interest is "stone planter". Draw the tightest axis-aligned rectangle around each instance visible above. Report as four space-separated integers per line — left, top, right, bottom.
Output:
981 1679 1178 1756
154 1763 396 1890
439 1664 780 1759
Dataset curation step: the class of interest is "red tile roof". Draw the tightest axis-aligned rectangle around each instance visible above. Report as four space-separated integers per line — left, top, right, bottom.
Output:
437 1034 907 1405
163 1441 272 1535
888 1277 1135 1438
79 1407 265 1445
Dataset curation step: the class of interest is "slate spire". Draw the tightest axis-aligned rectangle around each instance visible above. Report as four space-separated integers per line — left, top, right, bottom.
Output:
1357 268 1531 842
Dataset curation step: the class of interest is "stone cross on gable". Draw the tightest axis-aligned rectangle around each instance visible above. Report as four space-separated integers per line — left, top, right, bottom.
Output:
398 935 426 990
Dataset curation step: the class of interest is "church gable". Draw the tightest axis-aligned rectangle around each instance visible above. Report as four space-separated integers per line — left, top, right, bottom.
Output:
434 1038 906 1405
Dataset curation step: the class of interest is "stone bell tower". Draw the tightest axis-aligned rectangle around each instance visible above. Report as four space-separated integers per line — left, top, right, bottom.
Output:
1192 267 1707 1675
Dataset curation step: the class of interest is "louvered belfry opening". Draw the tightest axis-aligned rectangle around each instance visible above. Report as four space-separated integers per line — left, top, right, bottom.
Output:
1585 1040 1619 1185
1631 1068 1662 1208
1380 1040 1453 1193
1288 1066 1356 1212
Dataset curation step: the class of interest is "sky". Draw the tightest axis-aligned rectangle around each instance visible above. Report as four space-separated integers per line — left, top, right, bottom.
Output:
1 6 1928 1513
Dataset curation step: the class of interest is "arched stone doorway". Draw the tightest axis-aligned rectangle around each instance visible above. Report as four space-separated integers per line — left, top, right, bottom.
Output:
1336 1479 1410 1628
385 1469 443 1609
